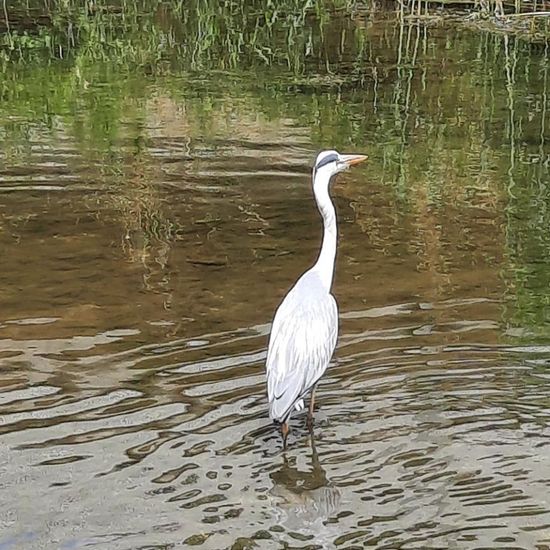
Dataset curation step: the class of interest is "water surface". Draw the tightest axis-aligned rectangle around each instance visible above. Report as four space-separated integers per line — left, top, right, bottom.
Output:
1 9 550 549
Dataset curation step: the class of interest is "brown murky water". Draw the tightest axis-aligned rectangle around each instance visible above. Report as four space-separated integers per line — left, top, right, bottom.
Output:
1 11 550 549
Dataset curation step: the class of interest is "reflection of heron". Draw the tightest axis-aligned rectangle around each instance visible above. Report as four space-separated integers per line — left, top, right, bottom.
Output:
266 150 367 447
271 432 327 491
269 432 341 534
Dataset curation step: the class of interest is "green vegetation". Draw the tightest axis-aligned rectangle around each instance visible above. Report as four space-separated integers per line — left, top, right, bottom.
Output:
1 0 548 70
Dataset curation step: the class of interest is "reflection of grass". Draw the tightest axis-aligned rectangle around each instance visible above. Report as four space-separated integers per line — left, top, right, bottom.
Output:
108 161 176 253
100 138 177 298
2 0 546 74
1 0 358 71
0 4 549 327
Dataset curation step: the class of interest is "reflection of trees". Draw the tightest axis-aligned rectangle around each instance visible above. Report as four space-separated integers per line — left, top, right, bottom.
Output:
501 35 550 337
0 8 548 329
341 24 548 334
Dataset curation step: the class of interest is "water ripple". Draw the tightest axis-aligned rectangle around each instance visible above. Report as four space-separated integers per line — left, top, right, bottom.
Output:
3 293 548 548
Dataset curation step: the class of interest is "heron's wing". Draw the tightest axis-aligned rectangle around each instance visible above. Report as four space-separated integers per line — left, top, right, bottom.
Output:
266 292 338 422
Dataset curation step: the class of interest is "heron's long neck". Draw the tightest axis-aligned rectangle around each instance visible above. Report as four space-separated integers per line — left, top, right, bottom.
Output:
312 173 337 291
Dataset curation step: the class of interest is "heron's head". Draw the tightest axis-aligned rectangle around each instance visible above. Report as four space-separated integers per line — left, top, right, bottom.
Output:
313 150 367 184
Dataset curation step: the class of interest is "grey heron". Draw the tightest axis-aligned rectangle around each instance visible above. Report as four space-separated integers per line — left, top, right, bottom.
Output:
266 149 367 448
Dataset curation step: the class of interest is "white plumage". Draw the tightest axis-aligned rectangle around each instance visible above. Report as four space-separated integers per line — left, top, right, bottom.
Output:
267 271 338 422
265 150 367 448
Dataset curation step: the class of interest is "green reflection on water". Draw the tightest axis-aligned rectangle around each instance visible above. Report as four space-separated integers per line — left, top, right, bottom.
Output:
0 6 549 338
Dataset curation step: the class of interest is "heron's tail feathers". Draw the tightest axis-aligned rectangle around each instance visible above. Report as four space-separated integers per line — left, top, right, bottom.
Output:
269 393 305 423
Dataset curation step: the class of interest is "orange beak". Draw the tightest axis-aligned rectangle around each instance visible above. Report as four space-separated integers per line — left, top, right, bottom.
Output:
340 154 368 167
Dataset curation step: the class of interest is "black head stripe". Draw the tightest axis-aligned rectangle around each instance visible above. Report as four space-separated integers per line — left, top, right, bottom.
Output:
315 153 339 170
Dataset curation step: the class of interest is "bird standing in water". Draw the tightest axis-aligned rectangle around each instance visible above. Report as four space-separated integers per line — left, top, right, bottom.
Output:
266 150 367 448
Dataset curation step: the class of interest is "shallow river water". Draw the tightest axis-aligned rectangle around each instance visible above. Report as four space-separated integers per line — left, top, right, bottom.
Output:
1 7 550 549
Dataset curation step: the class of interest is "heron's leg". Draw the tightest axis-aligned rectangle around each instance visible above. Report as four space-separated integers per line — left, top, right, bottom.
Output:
281 422 289 450
307 385 317 429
